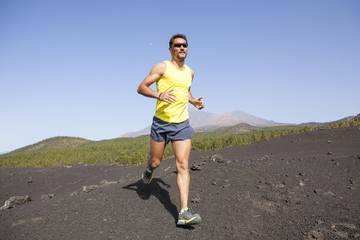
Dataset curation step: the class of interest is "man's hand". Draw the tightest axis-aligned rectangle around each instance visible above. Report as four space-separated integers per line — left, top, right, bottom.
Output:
191 96 205 110
159 89 176 104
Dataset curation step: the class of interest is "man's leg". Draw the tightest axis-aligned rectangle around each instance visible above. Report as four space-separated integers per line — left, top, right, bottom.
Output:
148 137 166 171
172 139 191 210
143 137 165 184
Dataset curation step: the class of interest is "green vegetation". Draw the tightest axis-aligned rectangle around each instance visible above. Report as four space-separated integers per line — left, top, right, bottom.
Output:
1 115 359 168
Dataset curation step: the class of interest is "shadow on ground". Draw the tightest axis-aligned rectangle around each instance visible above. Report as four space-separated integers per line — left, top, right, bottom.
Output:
123 178 179 223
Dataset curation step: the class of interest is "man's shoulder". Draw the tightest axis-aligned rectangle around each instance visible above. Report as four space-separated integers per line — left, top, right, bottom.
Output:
151 61 167 75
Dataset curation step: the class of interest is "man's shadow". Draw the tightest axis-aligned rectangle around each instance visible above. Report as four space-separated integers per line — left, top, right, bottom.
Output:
123 178 179 223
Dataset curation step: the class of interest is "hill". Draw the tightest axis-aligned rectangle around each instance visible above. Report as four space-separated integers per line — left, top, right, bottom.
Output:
11 137 90 154
0 126 359 239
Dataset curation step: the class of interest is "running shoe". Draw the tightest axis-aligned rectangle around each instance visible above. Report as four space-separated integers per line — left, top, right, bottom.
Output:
142 168 153 184
177 208 202 226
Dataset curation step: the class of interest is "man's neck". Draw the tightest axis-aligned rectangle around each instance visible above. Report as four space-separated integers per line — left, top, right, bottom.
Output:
171 59 185 70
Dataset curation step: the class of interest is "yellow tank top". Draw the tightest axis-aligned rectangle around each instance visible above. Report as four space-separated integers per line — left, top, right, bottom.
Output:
154 61 192 123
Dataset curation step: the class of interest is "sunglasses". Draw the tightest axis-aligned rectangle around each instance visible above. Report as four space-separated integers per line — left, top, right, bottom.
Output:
173 43 188 48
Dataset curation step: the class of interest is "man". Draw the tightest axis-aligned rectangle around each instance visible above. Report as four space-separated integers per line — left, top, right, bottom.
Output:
137 34 205 226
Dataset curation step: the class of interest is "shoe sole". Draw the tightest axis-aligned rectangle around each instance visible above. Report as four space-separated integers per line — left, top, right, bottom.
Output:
177 216 202 226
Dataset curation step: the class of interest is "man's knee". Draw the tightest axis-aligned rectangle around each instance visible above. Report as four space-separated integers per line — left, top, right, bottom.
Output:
149 157 161 169
176 158 189 172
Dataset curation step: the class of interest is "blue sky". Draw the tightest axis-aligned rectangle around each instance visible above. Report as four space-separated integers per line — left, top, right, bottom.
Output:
1 0 359 152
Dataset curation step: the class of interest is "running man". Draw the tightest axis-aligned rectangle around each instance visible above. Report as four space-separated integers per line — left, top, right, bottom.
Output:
137 34 205 226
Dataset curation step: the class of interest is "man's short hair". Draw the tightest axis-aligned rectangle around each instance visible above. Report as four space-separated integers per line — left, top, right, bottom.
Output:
169 34 188 48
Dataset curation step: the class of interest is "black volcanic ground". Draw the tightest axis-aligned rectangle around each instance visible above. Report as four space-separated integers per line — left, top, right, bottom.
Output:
1 126 360 240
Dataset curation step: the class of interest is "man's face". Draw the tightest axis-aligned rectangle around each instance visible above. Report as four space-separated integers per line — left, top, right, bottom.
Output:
169 38 188 60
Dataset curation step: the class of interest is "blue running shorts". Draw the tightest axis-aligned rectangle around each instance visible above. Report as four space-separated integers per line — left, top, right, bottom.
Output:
150 116 194 144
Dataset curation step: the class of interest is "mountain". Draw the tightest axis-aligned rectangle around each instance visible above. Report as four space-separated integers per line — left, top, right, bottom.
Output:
121 109 285 137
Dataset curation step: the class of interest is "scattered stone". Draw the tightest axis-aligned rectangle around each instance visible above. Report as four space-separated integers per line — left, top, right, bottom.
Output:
222 184 231 189
209 154 225 163
259 155 270 161
0 195 31 210
212 181 217 185
83 185 99 193
316 219 323 224
358 155 360 159
70 191 78 197
299 180 305 187
41 194 54 200
328 152 333 155
310 230 323 239
191 195 201 203
314 189 322 194
27 177 33 183
323 191 335 197
82 179 122 193
190 162 205 171
292 198 301 204
336 231 349 238
99 180 119 186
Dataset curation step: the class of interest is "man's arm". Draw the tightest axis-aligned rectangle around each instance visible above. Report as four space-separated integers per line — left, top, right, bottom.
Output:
188 69 205 110
137 62 176 104
189 91 205 110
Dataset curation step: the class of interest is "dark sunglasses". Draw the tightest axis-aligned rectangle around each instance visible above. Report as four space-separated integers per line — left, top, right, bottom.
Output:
173 43 188 48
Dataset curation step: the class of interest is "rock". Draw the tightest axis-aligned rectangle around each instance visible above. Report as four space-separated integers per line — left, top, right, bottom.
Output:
191 195 201 203
41 194 54 200
83 185 99 193
259 155 270 161
328 152 333 155
292 198 302 204
323 191 335 197
299 180 305 187
82 179 121 193
190 163 204 171
209 154 225 163
27 177 33 183
0 195 31 210
316 219 323 224
310 230 323 239
70 191 78 197
314 189 322 194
